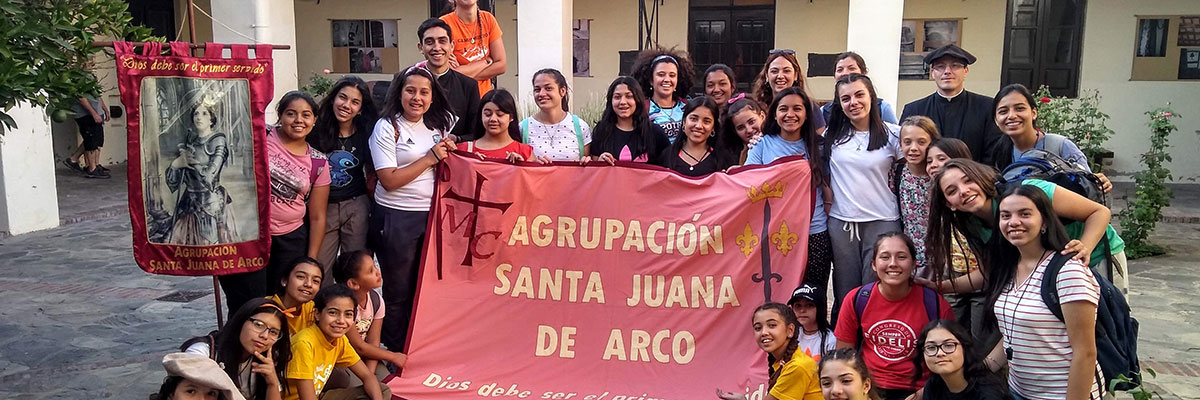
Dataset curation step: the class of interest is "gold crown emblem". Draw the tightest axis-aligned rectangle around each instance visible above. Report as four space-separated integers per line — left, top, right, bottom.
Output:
747 181 786 202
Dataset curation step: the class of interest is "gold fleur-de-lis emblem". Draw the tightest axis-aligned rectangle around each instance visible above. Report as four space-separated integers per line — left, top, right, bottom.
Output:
735 223 759 258
771 221 798 256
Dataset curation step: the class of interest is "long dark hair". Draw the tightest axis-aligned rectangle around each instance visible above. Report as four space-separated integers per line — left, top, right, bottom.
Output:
926 159 1001 285
381 65 454 132
718 96 766 157
308 76 380 153
818 348 882 400
986 185 1072 308
754 302 801 389
989 83 1040 171
631 47 695 101
591 76 656 160
752 51 808 108
911 319 1005 391
533 68 571 112
663 95 729 170
180 298 292 400
825 73 890 165
471 88 522 142
762 86 827 187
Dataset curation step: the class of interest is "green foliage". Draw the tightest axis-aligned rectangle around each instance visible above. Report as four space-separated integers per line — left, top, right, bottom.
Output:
1033 86 1115 171
1118 107 1178 259
300 73 335 100
1110 369 1162 400
0 0 158 135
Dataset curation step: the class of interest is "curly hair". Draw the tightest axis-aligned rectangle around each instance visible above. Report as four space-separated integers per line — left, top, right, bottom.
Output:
630 47 695 101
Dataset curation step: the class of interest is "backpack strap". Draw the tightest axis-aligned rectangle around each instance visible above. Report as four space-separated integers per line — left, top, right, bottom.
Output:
571 114 585 157
1042 133 1067 156
309 155 326 186
206 333 216 359
921 285 940 322
369 289 382 316
520 118 530 144
1039 252 1073 322
853 282 877 348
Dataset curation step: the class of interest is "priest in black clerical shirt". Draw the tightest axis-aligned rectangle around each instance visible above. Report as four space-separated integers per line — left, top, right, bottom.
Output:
900 45 1001 164
416 18 480 140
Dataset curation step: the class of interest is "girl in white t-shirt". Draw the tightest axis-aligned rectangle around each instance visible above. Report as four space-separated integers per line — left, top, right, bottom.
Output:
822 73 902 319
368 65 456 352
520 68 591 162
985 185 1102 400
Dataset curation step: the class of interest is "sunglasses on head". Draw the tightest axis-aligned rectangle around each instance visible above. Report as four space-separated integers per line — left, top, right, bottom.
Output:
769 49 796 56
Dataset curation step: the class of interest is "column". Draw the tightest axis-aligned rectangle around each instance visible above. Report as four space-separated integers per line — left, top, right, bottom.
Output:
517 0 573 111
0 103 61 235
209 0 299 121
846 0 903 108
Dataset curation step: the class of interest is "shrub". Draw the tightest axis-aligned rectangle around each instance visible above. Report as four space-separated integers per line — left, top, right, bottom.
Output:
1118 107 1178 259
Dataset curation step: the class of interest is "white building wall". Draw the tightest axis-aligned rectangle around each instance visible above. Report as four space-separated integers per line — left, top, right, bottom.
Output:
0 103 61 235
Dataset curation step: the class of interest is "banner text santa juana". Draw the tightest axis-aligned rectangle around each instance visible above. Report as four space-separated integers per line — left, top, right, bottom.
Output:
389 153 815 399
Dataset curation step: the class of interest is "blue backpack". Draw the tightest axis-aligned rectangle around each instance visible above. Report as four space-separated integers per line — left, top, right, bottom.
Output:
1040 252 1141 392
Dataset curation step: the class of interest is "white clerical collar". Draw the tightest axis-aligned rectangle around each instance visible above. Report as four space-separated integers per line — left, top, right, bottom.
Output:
936 87 965 101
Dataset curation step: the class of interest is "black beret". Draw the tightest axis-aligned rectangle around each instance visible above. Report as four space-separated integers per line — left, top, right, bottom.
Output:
923 44 977 65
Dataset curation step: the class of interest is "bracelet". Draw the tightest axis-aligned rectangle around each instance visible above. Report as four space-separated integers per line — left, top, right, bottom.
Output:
432 152 442 162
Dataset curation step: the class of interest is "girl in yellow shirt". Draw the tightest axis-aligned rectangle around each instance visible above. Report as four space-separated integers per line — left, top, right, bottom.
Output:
718 303 824 400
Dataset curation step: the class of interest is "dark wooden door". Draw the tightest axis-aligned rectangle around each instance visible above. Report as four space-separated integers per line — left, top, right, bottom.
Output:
125 0 176 39
689 6 774 94
1001 0 1087 97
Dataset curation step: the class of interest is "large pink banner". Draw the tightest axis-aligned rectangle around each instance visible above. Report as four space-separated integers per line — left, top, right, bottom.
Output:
389 153 813 399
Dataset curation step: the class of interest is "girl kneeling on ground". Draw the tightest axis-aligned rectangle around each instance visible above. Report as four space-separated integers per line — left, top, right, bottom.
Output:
182 298 292 400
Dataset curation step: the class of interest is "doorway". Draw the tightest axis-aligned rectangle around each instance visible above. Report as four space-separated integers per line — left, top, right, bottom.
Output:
688 1 775 94
1001 0 1087 97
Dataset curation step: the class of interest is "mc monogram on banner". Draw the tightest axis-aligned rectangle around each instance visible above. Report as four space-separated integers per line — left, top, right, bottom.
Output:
388 153 814 399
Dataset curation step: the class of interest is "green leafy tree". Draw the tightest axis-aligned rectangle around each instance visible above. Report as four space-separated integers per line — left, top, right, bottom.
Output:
1033 86 1115 172
0 0 158 134
1118 107 1178 259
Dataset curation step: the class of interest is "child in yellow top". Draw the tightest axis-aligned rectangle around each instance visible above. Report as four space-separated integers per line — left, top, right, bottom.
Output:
331 251 407 372
717 303 823 400
269 257 322 334
284 284 389 400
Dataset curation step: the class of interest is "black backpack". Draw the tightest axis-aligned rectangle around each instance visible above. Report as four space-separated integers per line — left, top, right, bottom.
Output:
996 137 1106 207
1040 252 1141 392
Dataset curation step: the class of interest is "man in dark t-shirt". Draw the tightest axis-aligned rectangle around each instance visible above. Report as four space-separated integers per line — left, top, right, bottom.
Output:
417 18 480 140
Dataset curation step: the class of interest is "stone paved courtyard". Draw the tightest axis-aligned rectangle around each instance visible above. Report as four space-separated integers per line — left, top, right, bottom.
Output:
0 166 1196 399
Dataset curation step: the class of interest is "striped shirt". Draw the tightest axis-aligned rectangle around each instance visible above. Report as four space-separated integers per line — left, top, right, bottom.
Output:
994 253 1102 400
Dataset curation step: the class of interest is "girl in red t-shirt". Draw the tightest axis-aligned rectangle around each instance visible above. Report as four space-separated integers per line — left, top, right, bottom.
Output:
833 232 954 400
457 89 533 163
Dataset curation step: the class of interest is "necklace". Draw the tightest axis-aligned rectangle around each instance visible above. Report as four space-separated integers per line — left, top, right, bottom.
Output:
461 9 482 44
680 147 710 171
1002 250 1052 361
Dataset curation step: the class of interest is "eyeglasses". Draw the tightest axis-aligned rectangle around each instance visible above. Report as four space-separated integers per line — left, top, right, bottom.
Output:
922 341 960 357
931 62 966 73
248 318 282 340
769 49 796 56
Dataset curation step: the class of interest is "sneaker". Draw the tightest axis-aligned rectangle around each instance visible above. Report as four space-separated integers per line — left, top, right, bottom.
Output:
62 159 84 173
84 168 111 179
96 164 110 173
